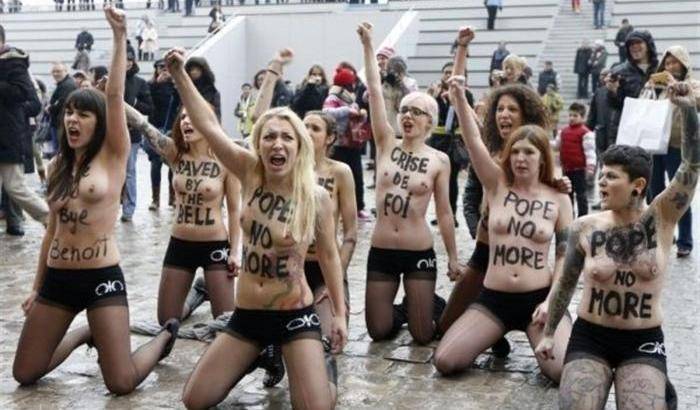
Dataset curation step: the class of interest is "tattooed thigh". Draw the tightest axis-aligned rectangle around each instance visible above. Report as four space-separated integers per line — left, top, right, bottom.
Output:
559 358 613 410
615 363 667 410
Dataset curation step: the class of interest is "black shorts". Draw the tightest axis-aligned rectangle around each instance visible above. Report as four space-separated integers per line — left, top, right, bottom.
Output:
224 305 322 347
472 286 549 332
37 265 128 313
163 236 229 272
565 318 677 409
466 241 489 274
366 246 437 281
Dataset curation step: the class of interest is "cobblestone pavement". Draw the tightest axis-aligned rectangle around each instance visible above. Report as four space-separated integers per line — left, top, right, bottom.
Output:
1 153 699 409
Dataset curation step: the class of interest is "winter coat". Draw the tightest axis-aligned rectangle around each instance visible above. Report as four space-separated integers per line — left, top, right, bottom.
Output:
608 30 659 134
490 48 510 72
19 90 42 172
586 84 615 150
589 47 608 74
291 82 329 119
323 86 365 149
271 79 294 109
194 78 221 121
614 25 634 49
640 45 700 148
0 46 36 164
140 26 158 54
49 74 77 127
149 79 177 131
75 30 94 51
124 63 153 144
556 123 596 172
462 166 483 239
574 46 592 74
537 68 560 95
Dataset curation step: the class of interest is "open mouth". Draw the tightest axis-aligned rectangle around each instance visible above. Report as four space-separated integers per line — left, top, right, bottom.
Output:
182 126 195 138
402 121 414 134
499 123 512 134
600 190 609 201
67 127 80 142
270 154 287 168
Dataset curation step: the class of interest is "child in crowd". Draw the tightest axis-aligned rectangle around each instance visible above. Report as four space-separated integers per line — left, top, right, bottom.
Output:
554 102 596 216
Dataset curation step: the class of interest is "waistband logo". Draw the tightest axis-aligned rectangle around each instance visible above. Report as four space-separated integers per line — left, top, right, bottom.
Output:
416 257 436 270
286 313 320 331
638 341 666 356
210 247 230 262
95 279 125 296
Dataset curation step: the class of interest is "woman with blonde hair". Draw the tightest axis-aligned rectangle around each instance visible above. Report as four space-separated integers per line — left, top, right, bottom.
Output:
164 47 348 409
502 54 530 86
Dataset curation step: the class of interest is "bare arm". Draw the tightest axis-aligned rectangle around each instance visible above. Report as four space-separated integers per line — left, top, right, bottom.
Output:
433 153 460 277
165 48 256 182
103 6 130 160
125 103 177 164
547 194 574 303
357 22 395 153
449 27 502 191
251 48 293 123
336 164 358 274
653 82 700 223
314 189 348 353
544 220 585 337
225 171 242 275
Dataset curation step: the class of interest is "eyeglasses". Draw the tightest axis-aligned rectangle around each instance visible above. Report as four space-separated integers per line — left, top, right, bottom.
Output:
400 106 430 118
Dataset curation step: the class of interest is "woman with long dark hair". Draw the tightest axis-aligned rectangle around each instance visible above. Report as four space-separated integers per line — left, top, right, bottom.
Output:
12 7 177 395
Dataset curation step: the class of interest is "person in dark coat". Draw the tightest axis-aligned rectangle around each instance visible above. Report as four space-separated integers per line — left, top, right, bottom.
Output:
607 30 658 141
586 69 613 156
146 59 177 210
574 40 592 99
537 60 560 96
0 24 49 235
121 49 153 221
614 18 633 63
489 41 510 72
184 56 221 120
48 62 77 156
588 39 608 95
291 64 329 118
74 28 94 52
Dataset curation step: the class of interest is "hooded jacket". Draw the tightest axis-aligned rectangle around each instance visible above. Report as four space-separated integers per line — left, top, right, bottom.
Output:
184 57 221 120
608 30 659 135
125 58 153 144
641 45 700 148
0 46 38 164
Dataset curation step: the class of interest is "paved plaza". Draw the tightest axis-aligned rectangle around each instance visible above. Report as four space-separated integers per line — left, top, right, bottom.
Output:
1 153 699 409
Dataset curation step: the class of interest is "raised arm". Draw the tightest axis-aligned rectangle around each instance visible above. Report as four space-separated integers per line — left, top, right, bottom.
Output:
652 82 699 223
357 22 395 152
251 48 293 123
449 27 503 191
535 220 585 361
103 6 130 160
165 48 256 182
125 103 177 164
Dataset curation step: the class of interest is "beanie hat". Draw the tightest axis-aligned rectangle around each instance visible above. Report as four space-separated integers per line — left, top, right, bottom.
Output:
376 45 395 59
333 68 356 88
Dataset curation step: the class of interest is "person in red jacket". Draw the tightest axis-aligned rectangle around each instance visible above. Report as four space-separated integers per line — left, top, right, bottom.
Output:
555 102 596 216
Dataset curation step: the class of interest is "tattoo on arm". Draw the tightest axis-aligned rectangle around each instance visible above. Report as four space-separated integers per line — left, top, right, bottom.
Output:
545 225 584 335
680 104 700 166
142 123 173 158
555 228 569 259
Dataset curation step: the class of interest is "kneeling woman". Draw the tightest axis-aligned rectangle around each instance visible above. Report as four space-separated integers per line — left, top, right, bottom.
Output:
125 103 241 326
358 23 462 345
165 48 348 409
12 7 177 395
433 27 573 380
536 82 698 408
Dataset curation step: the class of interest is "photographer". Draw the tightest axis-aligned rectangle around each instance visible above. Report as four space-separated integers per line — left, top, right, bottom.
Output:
382 56 418 137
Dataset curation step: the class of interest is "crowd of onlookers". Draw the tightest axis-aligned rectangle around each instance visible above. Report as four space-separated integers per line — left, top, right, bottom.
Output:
1 2 699 256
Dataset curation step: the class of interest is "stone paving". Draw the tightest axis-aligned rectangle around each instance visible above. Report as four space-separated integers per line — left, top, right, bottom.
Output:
1 152 699 409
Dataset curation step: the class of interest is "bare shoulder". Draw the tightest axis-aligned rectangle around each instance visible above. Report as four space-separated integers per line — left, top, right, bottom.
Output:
329 158 353 179
314 184 332 207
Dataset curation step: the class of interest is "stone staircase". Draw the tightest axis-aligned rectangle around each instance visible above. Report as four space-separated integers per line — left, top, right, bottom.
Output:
536 0 604 103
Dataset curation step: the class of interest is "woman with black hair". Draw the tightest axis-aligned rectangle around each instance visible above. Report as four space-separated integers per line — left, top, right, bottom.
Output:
185 56 221 120
291 64 329 118
12 7 177 395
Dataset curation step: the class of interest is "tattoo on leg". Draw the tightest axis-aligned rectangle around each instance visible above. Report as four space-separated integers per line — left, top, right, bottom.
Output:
617 376 666 409
560 361 612 409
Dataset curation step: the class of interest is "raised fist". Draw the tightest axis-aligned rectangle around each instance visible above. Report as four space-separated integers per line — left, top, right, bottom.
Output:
456 26 475 46
357 22 373 46
104 5 127 34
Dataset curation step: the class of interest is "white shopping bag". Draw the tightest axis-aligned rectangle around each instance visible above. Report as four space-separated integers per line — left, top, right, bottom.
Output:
616 97 672 154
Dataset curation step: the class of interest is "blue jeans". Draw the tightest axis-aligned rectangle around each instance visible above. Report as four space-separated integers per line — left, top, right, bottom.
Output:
593 2 605 28
122 143 139 217
650 147 693 250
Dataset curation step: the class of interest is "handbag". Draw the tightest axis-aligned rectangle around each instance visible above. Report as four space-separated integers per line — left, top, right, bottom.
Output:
616 96 672 154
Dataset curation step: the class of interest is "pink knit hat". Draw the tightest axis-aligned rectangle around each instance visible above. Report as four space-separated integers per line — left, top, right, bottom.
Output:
376 46 396 59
